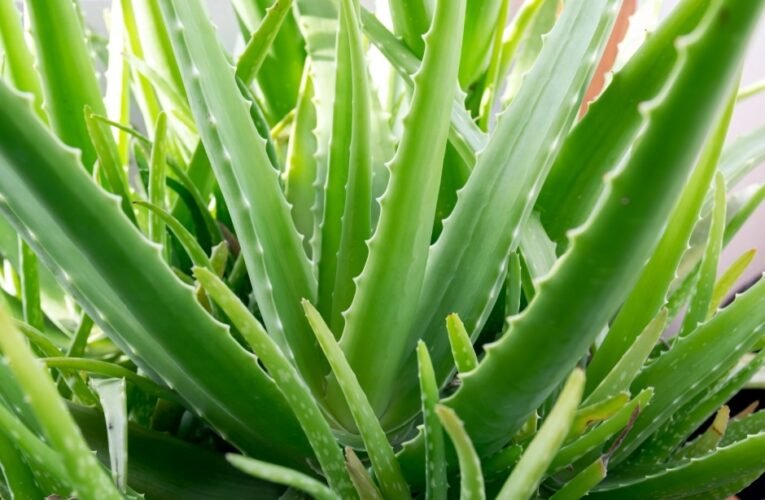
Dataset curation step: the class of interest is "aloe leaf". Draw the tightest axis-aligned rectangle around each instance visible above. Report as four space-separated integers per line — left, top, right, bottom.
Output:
284 66 318 255
550 389 653 472
92 378 128 492
131 0 187 106
22 0 108 169
228 454 338 500
84 108 137 224
69 404 284 500
158 0 325 391
318 0 374 333
44 357 182 404
722 410 765 446
345 447 384 500
500 0 559 105
536 0 708 245
710 249 756 318
674 405 729 460
519 213 558 283
505 253 522 318
436 405 485 500
496 0 550 86
393 0 621 435
590 88 731 379
166 158 222 248
482 444 522 480
120 0 162 136
0 80 311 464
293 0 338 264
18 238 43 332
67 312 94 358
476 0 509 131
358 9 486 165
195 268 356 498
570 393 630 439
417 341 447 500
104 0 131 164
232 0 305 122
0 403 70 493
304 301 411 498
590 431 765 499
497 369 585 500
586 310 667 405
0 0 45 119
148 113 169 251
549 457 607 500
459 0 504 86
337 0 465 412
679 173 727 336
0 306 122 499
236 0 294 85
447 314 479 374
134 201 210 269
435 0 753 437
725 183 765 243
618 275 765 462
0 431 44 499
635 349 765 462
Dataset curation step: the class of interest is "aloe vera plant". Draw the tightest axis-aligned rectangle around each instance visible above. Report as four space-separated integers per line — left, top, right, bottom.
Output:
1 0 765 498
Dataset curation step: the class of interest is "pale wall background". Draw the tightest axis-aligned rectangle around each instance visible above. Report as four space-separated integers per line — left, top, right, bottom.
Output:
73 0 765 286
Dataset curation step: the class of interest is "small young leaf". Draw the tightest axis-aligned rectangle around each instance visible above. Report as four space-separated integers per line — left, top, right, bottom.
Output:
447 314 479 374
436 405 485 500
227 454 339 500
497 369 585 500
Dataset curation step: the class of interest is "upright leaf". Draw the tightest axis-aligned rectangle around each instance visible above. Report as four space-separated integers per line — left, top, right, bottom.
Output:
337 0 466 412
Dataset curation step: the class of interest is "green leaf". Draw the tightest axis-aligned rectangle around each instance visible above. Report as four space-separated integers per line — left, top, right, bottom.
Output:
0 79 311 465
148 113 169 251
0 306 122 499
572 41 737 396
618 273 765 462
679 173 727 336
447 314 479 374
91 378 128 492
337 0 466 412
84 107 137 224
444 0 758 459
636 349 765 462
570 393 630 439
586 310 667 405
345 447 383 500
590 431 765 499
436 405 485 500
417 341 447 500
674 405 729 460
497 369 585 500
71 404 284 499
460 0 504 86
549 457 607 500
104 0 131 164
195 267 356 499
551 389 653 472
722 410 765 446
227 454 338 500
232 0 305 121
536 0 708 245
303 300 411 499
710 249 756 319
43 357 182 405
390 0 621 435
236 0 295 86
133 201 210 269
0 431 44 499
317 0 374 333
284 66 318 256
158 0 325 392
18 238 43 332
0 0 45 119
22 0 107 168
